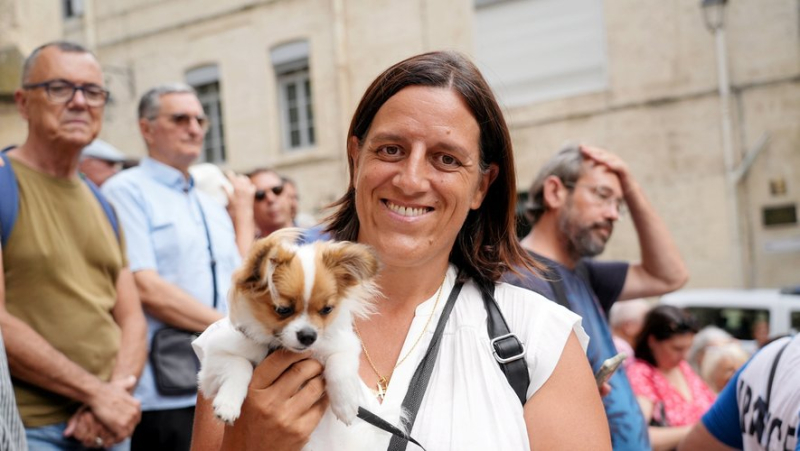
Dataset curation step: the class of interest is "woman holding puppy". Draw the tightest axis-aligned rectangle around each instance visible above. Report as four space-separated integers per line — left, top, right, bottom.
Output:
192 51 610 450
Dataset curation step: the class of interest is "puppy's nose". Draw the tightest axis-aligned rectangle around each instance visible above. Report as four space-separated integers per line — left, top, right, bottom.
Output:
297 329 317 346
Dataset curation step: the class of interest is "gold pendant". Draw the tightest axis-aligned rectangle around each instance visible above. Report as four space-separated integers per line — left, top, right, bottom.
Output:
376 376 389 401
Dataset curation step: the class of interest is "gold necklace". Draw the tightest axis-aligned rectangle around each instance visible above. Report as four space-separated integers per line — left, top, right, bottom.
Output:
354 275 447 401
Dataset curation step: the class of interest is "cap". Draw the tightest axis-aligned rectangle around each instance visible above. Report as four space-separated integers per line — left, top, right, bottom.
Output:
189 163 233 207
81 139 128 163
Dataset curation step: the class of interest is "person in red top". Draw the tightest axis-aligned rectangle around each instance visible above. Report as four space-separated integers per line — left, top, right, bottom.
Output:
627 305 716 450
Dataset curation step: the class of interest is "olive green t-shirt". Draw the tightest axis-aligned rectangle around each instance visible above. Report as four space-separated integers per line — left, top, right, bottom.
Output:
2 158 126 427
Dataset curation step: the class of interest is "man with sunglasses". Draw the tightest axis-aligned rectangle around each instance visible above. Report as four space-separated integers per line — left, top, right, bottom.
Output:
247 168 294 237
505 143 689 450
101 83 253 451
1 41 146 449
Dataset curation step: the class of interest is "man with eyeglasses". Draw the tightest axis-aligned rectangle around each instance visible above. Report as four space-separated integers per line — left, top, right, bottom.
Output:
505 143 689 451
247 168 294 237
1 41 146 449
101 83 254 451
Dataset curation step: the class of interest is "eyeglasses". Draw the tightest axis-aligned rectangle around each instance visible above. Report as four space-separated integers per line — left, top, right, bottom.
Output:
153 113 209 131
563 181 627 217
22 79 110 107
255 185 285 201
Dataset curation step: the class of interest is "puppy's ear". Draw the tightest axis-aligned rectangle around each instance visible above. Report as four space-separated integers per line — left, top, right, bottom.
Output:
265 243 295 299
235 232 297 295
321 242 380 292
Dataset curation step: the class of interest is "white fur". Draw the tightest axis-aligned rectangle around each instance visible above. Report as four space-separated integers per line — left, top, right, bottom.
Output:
195 238 377 432
297 245 316 303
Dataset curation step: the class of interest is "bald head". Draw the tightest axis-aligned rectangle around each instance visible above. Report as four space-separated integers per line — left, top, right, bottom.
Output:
22 41 96 84
17 41 105 153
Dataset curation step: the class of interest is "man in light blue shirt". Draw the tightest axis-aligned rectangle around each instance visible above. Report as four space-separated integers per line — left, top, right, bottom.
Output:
102 83 254 451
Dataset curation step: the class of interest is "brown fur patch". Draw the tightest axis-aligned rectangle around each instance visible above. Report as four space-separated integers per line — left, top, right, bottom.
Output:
231 230 380 337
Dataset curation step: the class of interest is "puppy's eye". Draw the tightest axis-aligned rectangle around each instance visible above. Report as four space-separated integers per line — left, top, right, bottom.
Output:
275 305 294 318
319 306 334 316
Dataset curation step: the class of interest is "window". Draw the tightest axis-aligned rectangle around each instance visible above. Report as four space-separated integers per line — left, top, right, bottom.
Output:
684 307 770 341
474 0 608 107
63 0 84 18
791 311 800 334
186 65 226 164
272 41 315 151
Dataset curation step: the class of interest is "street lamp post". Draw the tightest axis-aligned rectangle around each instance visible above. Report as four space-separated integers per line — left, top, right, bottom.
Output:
701 0 745 287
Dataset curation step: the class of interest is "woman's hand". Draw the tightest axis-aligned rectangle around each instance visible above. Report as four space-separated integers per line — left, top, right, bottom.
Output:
216 350 328 451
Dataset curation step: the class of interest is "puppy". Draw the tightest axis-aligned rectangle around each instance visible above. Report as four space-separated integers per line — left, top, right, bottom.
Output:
194 228 379 426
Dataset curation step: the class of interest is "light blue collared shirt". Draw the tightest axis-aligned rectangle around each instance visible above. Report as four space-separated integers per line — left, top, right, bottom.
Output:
102 157 240 411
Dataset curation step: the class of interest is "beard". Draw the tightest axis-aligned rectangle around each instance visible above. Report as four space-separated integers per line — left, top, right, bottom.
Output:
558 202 614 260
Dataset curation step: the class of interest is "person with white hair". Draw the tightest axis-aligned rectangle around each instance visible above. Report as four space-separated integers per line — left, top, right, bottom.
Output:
700 342 750 393
680 335 800 451
687 326 735 374
609 299 651 367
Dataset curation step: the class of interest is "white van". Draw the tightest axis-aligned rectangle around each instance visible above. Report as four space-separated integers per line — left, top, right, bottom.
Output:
660 288 800 343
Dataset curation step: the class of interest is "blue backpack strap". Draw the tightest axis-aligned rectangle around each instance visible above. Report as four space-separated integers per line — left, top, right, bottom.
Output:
0 145 120 247
81 175 120 242
0 147 19 248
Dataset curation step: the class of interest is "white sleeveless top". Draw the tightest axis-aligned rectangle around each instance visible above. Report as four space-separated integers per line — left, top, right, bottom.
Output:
308 265 589 451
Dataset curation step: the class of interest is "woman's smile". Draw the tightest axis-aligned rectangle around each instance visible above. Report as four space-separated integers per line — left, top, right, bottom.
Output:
383 199 433 219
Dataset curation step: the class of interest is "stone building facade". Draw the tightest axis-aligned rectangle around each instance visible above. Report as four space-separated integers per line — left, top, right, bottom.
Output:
1 0 798 289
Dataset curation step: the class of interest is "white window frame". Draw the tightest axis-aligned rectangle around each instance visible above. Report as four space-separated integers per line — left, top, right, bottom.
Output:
63 0 84 18
277 69 315 150
187 65 226 164
272 41 315 152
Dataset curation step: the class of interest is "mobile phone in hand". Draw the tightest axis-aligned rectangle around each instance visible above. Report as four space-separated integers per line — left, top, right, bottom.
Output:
595 353 626 388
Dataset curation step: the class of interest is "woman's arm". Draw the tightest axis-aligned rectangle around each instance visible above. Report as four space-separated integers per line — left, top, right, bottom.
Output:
524 332 611 450
191 350 328 451
636 394 694 451
649 425 694 451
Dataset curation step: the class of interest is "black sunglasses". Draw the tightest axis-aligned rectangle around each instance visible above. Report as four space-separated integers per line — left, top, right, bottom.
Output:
255 185 284 200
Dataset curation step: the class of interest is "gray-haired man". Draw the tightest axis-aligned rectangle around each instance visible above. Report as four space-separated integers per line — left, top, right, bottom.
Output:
1 41 146 450
102 84 253 450
505 144 689 450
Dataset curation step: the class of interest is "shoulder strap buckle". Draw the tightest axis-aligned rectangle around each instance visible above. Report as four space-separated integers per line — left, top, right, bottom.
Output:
490 333 527 364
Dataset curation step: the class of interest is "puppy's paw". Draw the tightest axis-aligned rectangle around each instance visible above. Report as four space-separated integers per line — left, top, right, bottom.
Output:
330 397 359 426
212 397 242 425
327 379 361 425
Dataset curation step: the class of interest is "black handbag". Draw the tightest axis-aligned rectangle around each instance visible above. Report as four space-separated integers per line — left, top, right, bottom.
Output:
150 327 201 396
149 198 218 396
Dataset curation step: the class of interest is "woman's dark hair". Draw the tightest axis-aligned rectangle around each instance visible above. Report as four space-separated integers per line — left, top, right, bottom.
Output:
634 305 699 367
324 50 539 284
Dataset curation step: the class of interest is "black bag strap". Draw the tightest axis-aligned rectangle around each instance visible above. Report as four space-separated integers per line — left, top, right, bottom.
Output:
358 276 531 450
765 337 792 406
355 281 465 450
195 197 218 309
477 279 529 405
357 407 426 451
375 280 464 451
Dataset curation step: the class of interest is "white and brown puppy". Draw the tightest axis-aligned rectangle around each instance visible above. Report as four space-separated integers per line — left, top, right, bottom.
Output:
194 228 379 425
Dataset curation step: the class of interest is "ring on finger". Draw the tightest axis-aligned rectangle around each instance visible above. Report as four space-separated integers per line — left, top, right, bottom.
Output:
94 436 104 447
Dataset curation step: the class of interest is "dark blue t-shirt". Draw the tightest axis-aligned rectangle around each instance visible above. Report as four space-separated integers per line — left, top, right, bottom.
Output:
504 253 651 451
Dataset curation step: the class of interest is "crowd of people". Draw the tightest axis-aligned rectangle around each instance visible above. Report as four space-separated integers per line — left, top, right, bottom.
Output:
0 40 798 451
